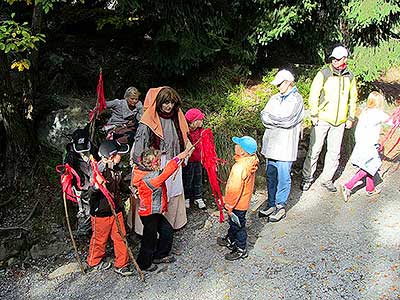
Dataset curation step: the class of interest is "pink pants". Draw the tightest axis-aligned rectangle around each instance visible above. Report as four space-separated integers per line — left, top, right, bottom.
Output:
344 169 375 192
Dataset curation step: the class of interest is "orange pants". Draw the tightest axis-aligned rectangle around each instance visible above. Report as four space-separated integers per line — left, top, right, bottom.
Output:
87 212 129 268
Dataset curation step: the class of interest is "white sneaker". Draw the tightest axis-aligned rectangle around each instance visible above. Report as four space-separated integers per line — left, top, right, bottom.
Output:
194 198 206 209
185 199 190 208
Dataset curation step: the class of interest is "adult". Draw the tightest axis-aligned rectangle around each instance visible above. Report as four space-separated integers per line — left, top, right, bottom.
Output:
131 86 190 235
259 70 304 222
301 46 357 192
104 86 143 144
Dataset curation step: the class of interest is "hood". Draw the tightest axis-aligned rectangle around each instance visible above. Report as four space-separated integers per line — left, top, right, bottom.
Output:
234 154 259 174
132 166 155 187
140 87 189 141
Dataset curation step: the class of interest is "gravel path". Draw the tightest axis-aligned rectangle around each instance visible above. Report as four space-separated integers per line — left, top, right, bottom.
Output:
1 162 399 300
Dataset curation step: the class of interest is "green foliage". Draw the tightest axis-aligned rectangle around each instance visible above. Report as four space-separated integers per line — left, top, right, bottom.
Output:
0 16 45 54
349 40 400 82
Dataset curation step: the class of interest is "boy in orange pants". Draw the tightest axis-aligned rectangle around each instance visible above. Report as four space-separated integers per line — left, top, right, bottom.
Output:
86 140 133 276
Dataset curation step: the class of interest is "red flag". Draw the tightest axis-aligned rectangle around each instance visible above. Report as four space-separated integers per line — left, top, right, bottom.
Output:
89 156 116 209
200 128 227 222
89 70 106 122
56 164 84 203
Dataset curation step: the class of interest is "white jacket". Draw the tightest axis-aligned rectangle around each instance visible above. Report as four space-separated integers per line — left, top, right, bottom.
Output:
261 87 304 161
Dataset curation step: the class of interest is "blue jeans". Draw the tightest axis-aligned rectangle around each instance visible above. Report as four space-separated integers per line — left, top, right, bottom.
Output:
227 209 247 250
266 159 292 207
183 161 203 200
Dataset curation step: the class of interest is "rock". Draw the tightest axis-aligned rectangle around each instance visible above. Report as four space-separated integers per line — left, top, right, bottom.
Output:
7 257 19 267
48 262 81 279
30 241 70 260
0 237 27 261
37 97 94 152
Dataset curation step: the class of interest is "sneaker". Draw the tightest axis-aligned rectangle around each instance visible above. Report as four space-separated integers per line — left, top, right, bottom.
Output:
301 181 312 191
367 188 381 197
341 185 351 202
321 181 337 192
185 199 190 209
114 264 134 276
216 236 235 250
224 248 248 261
152 255 176 264
258 206 276 218
86 260 112 272
194 198 206 209
268 205 286 222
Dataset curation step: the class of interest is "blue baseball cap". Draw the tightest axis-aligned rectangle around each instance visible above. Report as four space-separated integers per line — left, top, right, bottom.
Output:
232 136 257 155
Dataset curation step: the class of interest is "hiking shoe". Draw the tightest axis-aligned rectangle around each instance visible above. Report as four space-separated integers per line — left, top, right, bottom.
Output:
114 264 134 276
321 181 337 192
258 206 276 218
224 248 248 261
194 198 206 209
341 185 351 202
143 264 158 272
86 260 112 272
153 255 176 264
367 188 381 197
185 199 190 209
217 236 235 250
268 205 286 223
301 181 312 191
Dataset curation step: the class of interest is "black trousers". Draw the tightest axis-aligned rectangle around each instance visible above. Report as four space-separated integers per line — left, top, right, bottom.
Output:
183 161 203 200
136 214 174 270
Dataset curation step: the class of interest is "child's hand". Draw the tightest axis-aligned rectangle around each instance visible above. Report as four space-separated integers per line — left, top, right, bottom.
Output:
177 149 190 160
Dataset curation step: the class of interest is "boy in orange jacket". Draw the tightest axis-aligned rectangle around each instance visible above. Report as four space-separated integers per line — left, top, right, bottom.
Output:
217 136 259 261
132 147 190 271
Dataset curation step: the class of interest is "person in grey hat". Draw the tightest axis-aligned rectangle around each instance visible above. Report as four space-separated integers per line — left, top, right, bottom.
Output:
258 69 304 222
301 45 358 193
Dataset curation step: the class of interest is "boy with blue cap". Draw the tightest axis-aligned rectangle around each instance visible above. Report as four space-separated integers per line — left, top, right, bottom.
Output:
217 136 259 260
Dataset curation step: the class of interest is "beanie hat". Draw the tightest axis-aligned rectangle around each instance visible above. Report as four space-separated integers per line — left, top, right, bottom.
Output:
98 140 129 159
185 108 205 123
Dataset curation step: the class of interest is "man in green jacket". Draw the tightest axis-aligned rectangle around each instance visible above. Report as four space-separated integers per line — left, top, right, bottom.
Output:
301 46 357 192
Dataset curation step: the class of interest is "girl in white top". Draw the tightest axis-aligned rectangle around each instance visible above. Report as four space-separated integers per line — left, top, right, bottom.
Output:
341 91 390 201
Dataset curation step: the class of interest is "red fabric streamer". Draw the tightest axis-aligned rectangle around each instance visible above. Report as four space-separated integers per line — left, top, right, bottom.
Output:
200 128 226 222
56 164 83 203
89 70 107 122
381 107 400 155
89 156 116 209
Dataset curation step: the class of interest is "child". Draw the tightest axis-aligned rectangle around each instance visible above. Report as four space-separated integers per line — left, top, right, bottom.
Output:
132 147 190 271
341 91 390 202
183 108 206 209
86 140 133 276
217 136 259 261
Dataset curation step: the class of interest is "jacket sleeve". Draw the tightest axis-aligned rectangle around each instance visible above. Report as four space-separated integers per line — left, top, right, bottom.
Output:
131 124 151 164
261 95 304 129
309 71 324 118
149 159 179 188
106 99 118 109
348 77 358 121
224 163 245 211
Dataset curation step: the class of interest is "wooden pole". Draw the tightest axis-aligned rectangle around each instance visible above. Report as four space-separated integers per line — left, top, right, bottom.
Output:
63 192 85 274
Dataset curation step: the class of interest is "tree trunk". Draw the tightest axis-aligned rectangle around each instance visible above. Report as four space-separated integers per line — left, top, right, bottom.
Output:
30 4 44 103
0 51 37 187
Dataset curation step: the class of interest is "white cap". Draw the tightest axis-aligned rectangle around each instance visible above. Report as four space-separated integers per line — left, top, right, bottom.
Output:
329 46 348 59
271 69 295 86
